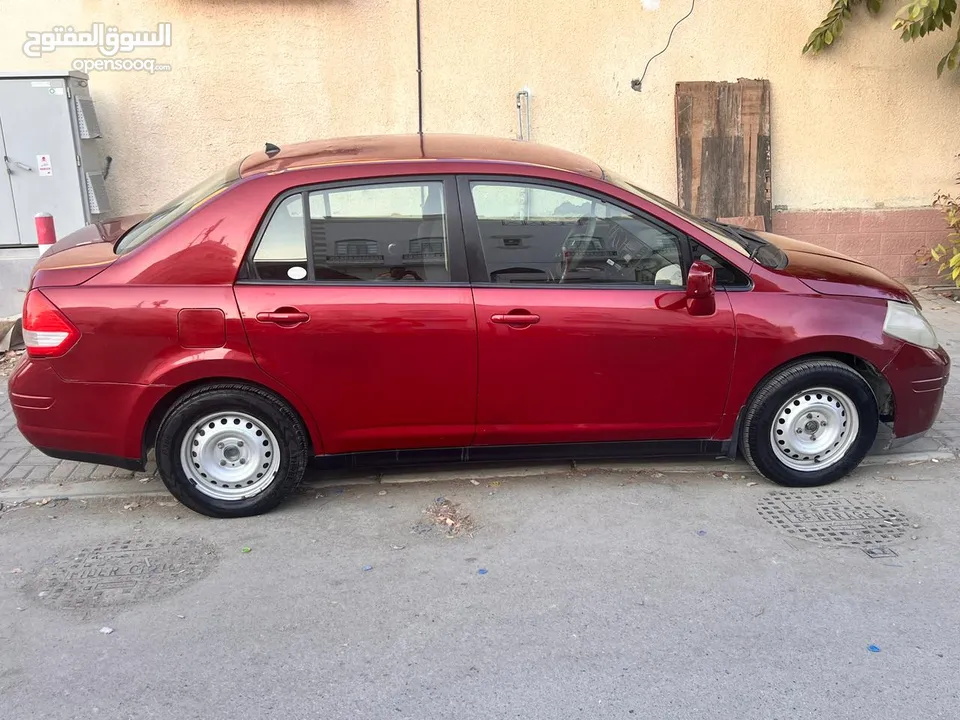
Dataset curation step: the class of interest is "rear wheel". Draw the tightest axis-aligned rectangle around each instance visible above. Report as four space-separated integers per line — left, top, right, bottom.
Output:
741 359 878 487
156 383 308 517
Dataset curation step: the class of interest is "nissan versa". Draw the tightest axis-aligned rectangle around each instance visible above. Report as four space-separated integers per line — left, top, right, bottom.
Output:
8 135 950 517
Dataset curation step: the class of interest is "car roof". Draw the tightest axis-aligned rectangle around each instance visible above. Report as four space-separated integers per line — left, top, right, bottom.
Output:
238 134 604 181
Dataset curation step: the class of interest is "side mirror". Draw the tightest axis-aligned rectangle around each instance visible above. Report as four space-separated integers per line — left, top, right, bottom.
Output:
686 260 716 316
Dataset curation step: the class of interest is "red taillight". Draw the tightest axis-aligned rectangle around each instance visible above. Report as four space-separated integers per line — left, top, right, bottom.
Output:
22 290 80 359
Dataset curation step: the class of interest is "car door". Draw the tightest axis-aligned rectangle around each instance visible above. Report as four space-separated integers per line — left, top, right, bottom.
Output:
234 176 478 455
459 176 738 446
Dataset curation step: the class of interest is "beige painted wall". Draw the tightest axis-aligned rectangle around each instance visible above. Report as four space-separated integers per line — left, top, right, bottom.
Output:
0 0 957 216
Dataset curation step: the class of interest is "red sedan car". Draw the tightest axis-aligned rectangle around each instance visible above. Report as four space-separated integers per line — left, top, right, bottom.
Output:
9 135 949 517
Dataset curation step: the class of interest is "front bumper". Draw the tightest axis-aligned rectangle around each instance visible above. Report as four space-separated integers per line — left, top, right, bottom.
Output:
884 342 951 440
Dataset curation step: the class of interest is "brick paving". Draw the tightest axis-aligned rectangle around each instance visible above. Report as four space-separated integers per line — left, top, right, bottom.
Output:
1 291 959 491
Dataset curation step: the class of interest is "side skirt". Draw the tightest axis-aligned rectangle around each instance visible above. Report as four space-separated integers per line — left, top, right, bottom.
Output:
312 439 725 472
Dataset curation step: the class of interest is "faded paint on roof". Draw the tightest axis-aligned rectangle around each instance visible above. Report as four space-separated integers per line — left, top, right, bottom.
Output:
239 134 603 180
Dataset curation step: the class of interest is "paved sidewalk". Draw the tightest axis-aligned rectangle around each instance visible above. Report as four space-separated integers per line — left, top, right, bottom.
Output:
1 289 959 492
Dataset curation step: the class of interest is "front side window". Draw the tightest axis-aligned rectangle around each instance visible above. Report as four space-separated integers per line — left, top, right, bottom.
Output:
249 180 451 283
469 181 683 286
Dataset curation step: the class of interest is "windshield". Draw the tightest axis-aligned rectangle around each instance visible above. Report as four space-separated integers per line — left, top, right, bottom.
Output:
604 169 755 256
115 162 241 255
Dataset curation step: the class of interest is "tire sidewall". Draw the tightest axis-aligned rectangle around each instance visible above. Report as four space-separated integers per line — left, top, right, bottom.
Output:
156 388 307 518
746 364 879 487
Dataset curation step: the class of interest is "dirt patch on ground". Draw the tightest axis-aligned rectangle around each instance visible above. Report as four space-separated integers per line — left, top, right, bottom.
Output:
414 498 475 537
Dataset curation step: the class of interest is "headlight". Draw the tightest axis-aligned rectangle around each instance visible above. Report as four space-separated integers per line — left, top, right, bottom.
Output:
883 301 939 350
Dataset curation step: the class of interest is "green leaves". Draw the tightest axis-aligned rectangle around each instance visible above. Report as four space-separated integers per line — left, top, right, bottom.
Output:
929 189 960 287
803 1 873 55
805 0 958 76
936 26 960 75
893 0 957 44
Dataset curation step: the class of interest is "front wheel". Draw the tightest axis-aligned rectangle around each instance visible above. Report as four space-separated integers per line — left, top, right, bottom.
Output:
155 383 309 517
741 359 879 487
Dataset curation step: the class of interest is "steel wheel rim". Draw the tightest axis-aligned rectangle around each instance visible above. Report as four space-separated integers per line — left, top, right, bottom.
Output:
770 387 860 472
180 411 281 501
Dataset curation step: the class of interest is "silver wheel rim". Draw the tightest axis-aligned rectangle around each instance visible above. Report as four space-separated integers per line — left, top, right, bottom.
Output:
180 411 281 501
769 387 860 472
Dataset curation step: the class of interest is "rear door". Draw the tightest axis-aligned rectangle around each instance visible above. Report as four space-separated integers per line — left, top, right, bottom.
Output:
460 176 738 447
234 176 478 455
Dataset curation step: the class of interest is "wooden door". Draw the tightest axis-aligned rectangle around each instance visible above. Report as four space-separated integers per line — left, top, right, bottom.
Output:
675 79 772 231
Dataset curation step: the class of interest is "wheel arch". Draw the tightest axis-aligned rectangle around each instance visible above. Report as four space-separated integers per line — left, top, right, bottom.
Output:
724 351 893 459
142 377 319 459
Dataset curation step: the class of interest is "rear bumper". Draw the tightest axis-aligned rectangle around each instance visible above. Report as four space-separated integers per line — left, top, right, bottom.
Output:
8 357 165 468
885 343 951 440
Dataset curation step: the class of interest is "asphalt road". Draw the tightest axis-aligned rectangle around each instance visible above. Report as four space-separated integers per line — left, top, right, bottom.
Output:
1 462 958 719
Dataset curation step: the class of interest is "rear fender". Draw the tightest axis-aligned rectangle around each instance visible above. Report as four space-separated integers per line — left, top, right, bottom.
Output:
134 357 324 457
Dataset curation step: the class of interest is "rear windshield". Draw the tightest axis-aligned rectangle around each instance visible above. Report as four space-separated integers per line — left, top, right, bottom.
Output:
114 162 241 255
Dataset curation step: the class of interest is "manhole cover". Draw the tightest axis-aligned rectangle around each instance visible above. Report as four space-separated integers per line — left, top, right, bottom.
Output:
757 489 909 547
27 537 218 610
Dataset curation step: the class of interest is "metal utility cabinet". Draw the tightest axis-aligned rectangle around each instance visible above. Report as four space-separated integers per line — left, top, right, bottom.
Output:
0 70 110 316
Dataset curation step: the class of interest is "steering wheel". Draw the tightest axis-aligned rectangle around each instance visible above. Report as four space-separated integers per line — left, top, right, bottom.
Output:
556 215 598 284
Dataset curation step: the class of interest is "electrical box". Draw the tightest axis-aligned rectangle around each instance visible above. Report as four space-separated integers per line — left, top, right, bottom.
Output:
0 71 110 247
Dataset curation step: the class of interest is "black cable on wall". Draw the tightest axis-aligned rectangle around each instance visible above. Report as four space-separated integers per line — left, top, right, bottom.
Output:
632 0 697 92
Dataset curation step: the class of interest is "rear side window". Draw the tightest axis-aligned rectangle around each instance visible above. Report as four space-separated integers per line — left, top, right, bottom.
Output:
250 180 451 283
468 181 683 286
252 196 308 281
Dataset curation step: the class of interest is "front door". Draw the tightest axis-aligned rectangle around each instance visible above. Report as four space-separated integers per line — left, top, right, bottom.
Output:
460 177 737 446
234 177 478 455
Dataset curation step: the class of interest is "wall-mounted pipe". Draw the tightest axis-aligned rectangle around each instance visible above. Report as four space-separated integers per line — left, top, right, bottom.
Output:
516 89 531 141
416 0 424 136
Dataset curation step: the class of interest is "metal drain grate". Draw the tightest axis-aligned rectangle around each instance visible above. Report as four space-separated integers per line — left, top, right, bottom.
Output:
26 537 217 610
757 489 909 547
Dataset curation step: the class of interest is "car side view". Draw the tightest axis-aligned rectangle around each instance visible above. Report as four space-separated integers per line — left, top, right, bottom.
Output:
9 135 950 517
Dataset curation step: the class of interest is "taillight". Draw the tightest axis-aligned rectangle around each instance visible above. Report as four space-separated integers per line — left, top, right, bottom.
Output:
22 290 80 358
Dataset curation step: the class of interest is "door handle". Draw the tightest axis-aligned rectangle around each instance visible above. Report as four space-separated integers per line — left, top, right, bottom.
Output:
3 156 31 172
491 312 540 326
256 309 309 326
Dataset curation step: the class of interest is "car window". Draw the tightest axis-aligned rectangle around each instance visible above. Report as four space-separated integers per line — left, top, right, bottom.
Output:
308 181 449 282
252 195 308 281
690 241 750 288
249 181 451 283
115 161 241 255
468 181 683 286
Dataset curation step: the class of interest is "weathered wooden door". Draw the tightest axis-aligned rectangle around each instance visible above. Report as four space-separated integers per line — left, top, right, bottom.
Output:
675 79 772 230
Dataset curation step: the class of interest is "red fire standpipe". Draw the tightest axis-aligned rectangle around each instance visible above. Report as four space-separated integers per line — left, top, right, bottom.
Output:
35 213 56 255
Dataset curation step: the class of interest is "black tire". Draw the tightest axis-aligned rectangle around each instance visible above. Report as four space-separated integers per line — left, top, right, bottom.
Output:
155 383 309 518
741 359 878 487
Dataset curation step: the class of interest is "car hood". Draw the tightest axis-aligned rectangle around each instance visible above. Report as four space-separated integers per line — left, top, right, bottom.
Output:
31 213 147 288
754 231 917 305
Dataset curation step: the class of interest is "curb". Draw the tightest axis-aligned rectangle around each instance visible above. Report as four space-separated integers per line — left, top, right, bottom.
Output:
0 449 953 505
